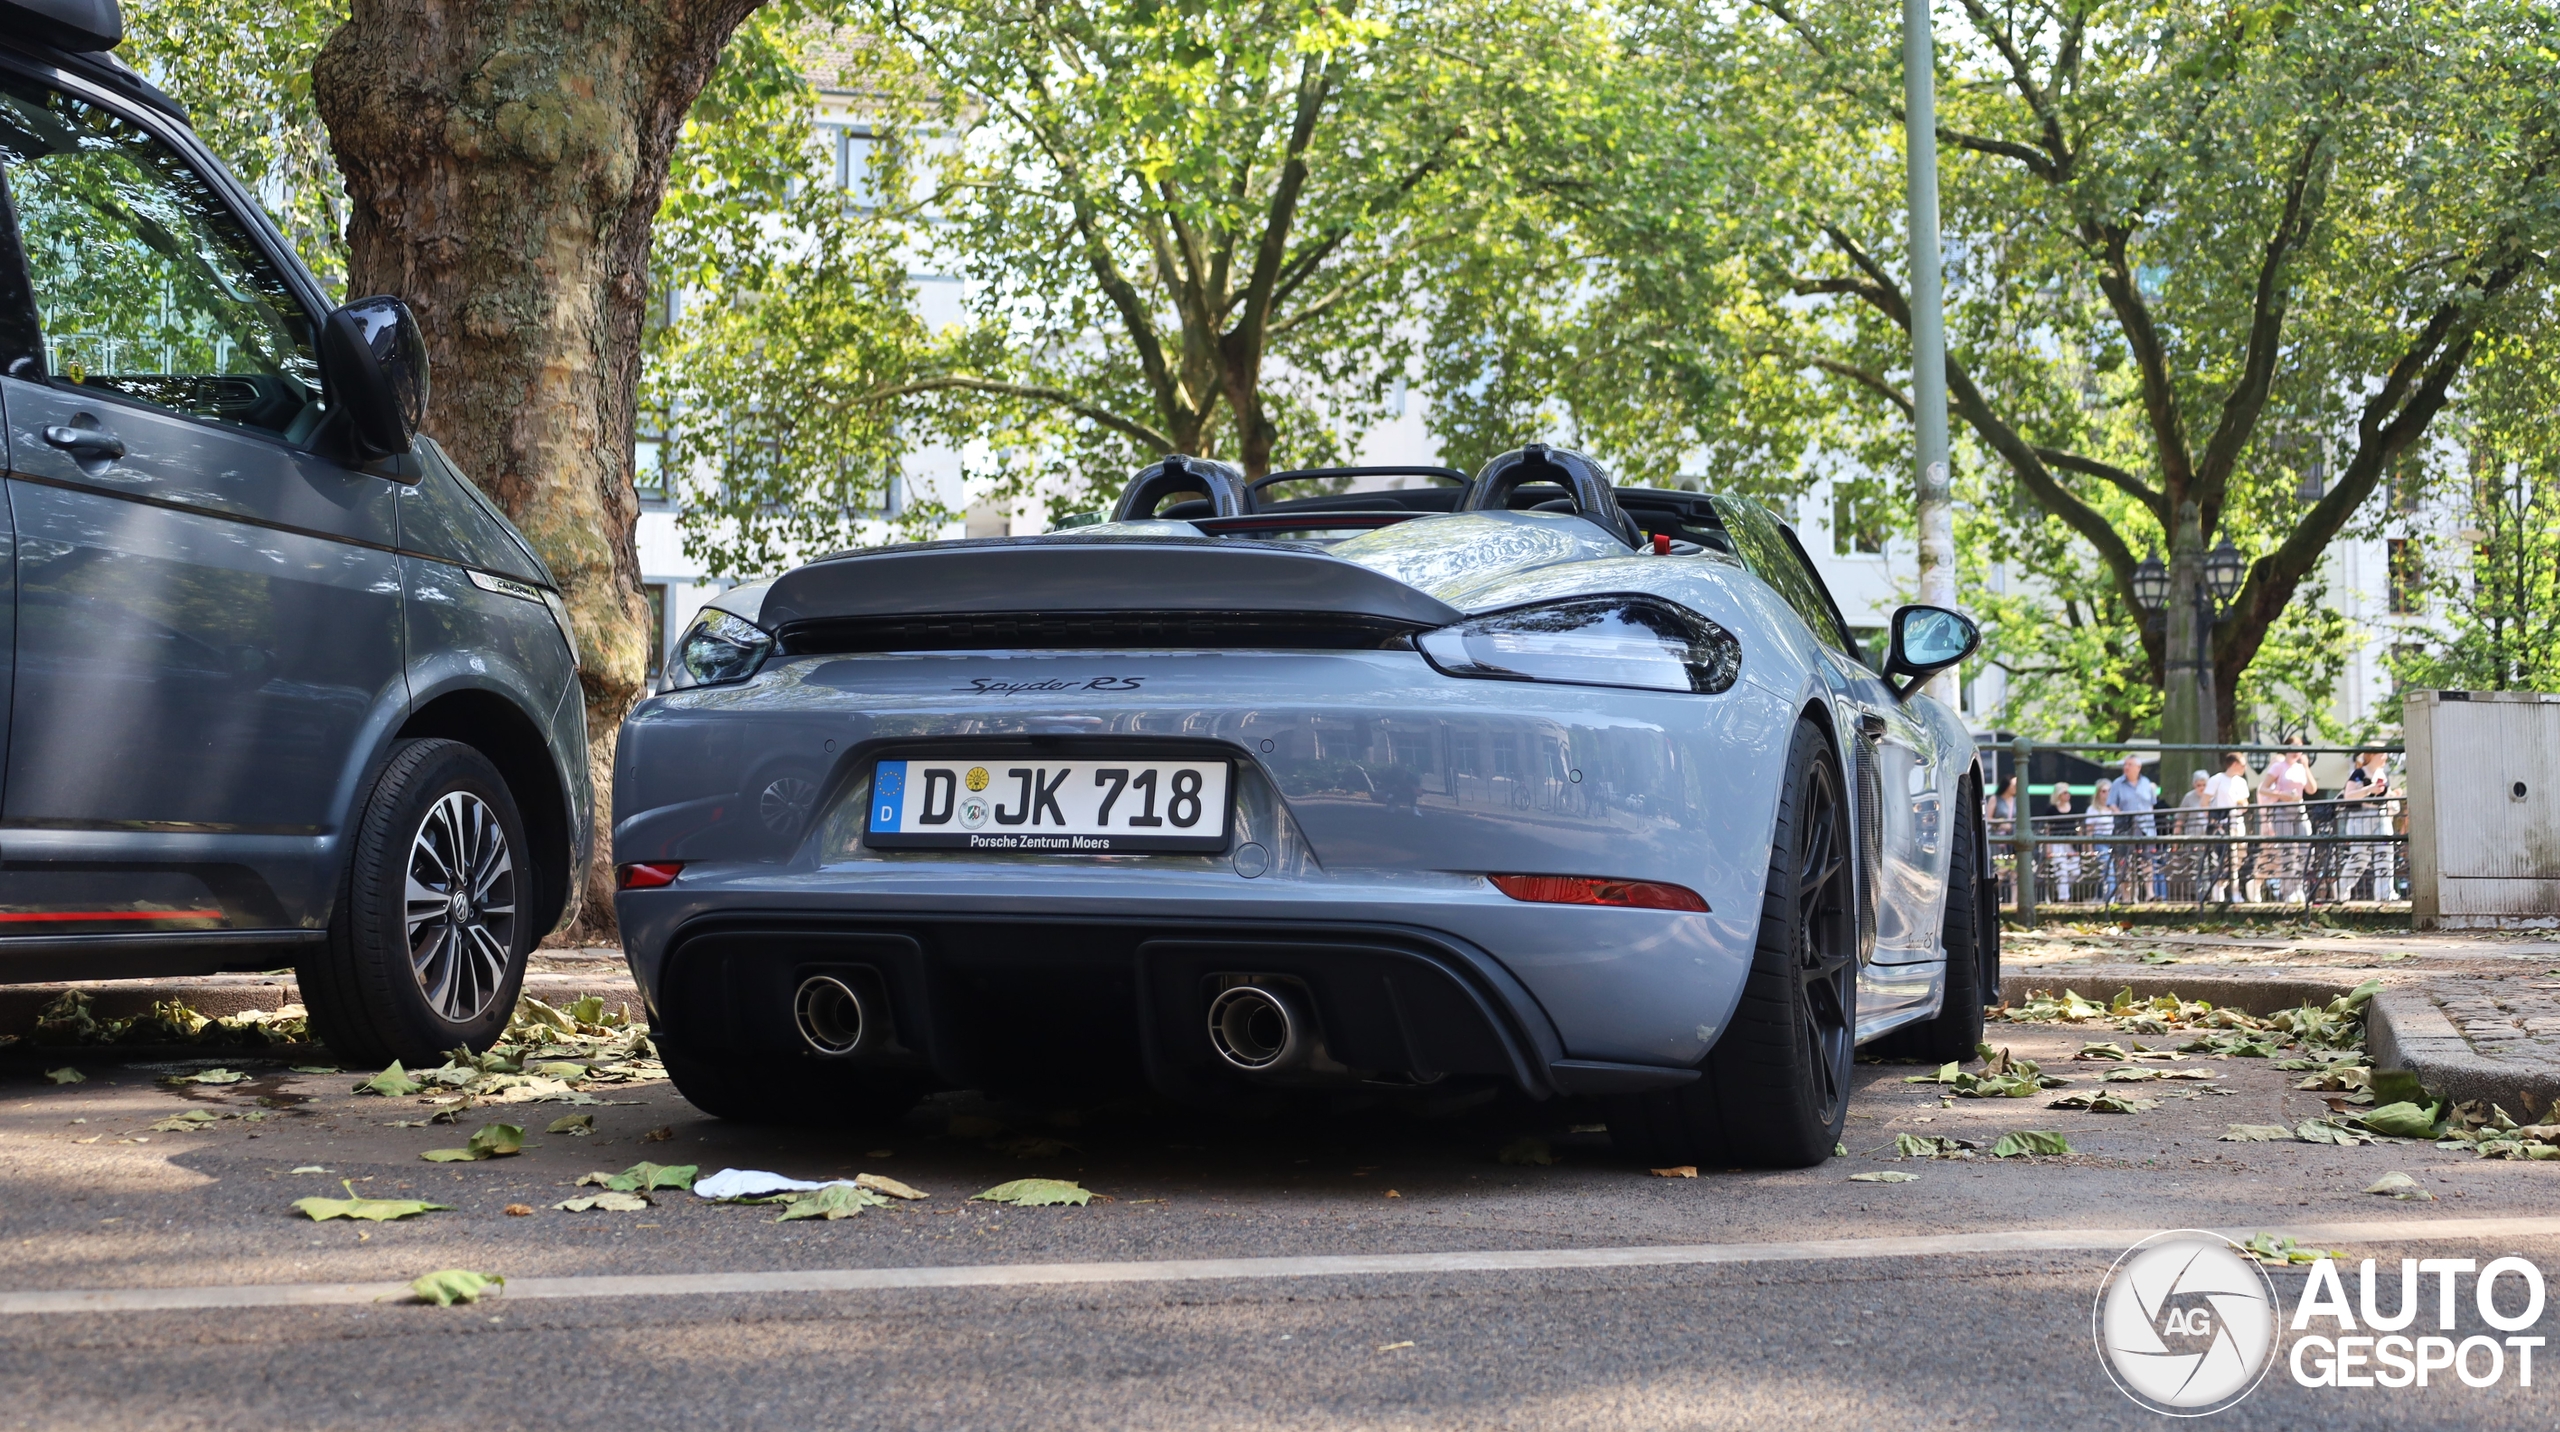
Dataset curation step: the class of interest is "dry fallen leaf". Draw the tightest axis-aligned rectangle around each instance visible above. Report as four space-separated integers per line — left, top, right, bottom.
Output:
1376 1341 1415 1353
1384 1189 1402 1198
855 1173 929 1201
503 1204 534 1217
641 1126 674 1143
1651 1166 1698 1178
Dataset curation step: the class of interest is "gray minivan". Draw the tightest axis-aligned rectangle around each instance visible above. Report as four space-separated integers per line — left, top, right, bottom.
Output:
0 0 592 1063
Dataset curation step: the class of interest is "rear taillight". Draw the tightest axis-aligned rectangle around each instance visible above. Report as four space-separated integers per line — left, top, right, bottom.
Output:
1489 874 1707 912
617 862 685 890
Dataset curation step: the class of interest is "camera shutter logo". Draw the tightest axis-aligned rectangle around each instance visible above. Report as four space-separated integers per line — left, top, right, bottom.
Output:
2095 1231 2279 1415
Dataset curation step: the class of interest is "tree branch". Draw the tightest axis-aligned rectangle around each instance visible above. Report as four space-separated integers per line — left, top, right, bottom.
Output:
1953 0 2074 176
863 375 1176 453
2034 446 2166 518
2192 129 2332 531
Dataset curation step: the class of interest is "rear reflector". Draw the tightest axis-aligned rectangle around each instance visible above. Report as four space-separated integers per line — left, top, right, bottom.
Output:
617 862 685 890
1489 874 1707 912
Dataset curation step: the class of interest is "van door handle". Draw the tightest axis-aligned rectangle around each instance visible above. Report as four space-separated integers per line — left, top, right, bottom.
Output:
44 425 125 460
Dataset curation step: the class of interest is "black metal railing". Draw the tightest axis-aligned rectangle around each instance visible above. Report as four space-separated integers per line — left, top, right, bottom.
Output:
1976 737 2408 918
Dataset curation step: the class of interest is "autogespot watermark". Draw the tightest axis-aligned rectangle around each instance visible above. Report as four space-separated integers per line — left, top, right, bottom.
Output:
2095 1230 2551 1416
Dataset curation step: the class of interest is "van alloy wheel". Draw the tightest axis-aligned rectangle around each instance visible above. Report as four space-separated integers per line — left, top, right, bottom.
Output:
404 790 518 1023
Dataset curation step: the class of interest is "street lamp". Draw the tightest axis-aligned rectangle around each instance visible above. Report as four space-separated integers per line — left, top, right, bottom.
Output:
2133 550 2171 611
2132 534 2248 753
2205 536 2245 605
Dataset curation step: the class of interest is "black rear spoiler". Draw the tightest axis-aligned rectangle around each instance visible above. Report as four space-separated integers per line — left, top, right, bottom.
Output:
758 536 1464 651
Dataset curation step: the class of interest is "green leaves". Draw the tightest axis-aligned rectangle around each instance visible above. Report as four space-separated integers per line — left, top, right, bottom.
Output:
1989 1131 2074 1158
409 1270 503 1306
42 1068 83 1085
2241 1233 2332 1267
2356 1102 2443 1139
579 1162 697 1193
1847 1170 1917 1183
356 1062 424 1098
163 1068 247 1086
2221 1124 2297 1142
293 1180 451 1222
973 1179 1093 1207
2048 1091 2158 1114
2364 1172 2436 1202
775 1184 890 1221
421 1123 525 1162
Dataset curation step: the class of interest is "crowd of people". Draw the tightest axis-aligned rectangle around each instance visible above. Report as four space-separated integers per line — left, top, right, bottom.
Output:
1982 742 2405 906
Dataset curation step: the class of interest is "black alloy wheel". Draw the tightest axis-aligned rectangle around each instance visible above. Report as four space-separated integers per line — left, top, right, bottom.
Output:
1872 774 1991 1061
1789 754 1858 1129
1606 718 1860 1168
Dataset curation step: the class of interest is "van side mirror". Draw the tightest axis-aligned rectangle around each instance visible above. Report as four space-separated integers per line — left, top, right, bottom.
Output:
321 295 429 462
1884 603 1980 701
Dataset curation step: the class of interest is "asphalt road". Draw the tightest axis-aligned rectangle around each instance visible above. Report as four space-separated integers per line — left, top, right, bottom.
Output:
2 1019 2557 1430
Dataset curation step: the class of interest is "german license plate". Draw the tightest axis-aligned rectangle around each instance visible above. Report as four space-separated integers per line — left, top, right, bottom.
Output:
866 758 1233 854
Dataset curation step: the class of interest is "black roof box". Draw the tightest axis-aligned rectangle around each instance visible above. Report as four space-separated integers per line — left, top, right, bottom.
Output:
3 0 123 52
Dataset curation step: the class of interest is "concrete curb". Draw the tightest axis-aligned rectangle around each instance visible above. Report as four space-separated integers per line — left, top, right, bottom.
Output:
2367 988 2560 1118
1998 965 2367 1017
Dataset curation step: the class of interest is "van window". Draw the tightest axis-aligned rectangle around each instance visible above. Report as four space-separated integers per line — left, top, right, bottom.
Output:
0 77 323 441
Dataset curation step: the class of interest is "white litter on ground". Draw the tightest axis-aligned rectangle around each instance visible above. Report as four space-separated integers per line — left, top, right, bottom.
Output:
691 1169 854 1201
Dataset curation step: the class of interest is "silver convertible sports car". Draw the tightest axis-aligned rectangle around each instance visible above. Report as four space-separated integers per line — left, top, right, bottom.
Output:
612 446 1996 1167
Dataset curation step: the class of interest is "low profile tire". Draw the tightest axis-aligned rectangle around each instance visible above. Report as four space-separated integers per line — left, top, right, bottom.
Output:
1870 777 1990 1062
1606 718 1858 1169
658 1042 925 1129
303 738 533 1068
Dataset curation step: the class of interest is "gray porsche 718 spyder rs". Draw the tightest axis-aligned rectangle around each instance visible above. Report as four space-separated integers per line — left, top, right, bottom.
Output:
611 445 1996 1168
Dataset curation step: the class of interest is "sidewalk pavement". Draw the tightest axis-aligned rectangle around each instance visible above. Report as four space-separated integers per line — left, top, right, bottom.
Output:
0 948 638 1039
2000 923 2560 1118
12 929 2560 1116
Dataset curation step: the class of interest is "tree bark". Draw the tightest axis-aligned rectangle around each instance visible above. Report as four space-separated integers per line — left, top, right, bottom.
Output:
315 0 763 942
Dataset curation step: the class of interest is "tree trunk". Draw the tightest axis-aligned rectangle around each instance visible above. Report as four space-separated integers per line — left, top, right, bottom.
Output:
315 0 762 942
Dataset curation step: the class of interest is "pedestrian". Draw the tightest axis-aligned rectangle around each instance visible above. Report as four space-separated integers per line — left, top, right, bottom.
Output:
2043 782 2081 903
2175 769 2211 901
1986 775 2021 905
2258 739 2316 902
2087 783 2120 903
2337 750 2394 902
2204 753 2254 902
2105 755 2162 901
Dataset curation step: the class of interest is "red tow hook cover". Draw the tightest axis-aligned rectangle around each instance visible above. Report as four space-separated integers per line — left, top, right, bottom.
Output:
616 861 685 890
1651 532 1671 555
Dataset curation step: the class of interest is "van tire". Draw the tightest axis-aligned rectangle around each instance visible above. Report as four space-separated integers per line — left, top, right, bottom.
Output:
304 739 532 1068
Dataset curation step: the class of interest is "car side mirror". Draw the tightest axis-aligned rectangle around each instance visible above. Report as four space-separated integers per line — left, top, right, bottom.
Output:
321 295 430 463
1884 603 1980 701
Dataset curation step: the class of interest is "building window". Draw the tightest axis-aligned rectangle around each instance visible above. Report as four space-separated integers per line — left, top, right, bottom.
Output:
634 411 671 503
1832 487 1887 555
2389 457 2424 512
644 584 667 683
2388 539 2421 615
